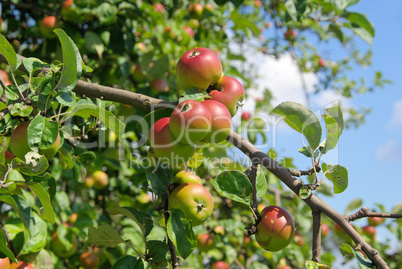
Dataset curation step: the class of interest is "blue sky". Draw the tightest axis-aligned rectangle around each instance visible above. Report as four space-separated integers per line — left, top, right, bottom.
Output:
240 1 402 222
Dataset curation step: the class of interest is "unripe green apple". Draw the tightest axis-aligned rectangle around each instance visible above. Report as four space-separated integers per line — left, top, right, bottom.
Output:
201 100 232 143
39 16 59 38
176 47 222 90
51 230 78 258
80 251 99 269
213 225 225 236
168 183 214 226
169 100 212 144
256 206 295 252
172 171 202 185
92 171 109 190
208 76 245 117
9 261 35 269
197 233 214 252
148 117 195 166
10 121 61 160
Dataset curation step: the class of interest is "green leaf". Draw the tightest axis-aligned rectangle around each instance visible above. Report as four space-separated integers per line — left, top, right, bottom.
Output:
58 143 75 169
147 240 169 263
211 170 253 205
28 115 59 151
23 58 49 78
22 213 47 254
344 12 375 44
11 154 49 176
391 203 402 214
273 102 322 151
84 224 126 248
0 195 30 236
0 34 21 71
298 146 319 158
305 260 330 269
179 89 209 103
321 114 340 154
336 0 360 10
5 85 20 100
10 103 33 117
26 182 56 223
33 173 56 201
67 104 125 139
0 227 17 263
339 244 375 269
145 165 172 196
56 92 76 107
84 31 105 58
285 0 298 21
327 106 344 135
167 209 196 260
328 24 344 42
54 29 82 92
324 164 348 194
147 54 169 79
344 198 363 215
18 249 53 269
255 165 267 199
107 207 153 237
112 255 144 269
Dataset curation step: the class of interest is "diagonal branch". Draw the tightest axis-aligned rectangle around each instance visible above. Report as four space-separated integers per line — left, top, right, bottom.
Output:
0 52 390 269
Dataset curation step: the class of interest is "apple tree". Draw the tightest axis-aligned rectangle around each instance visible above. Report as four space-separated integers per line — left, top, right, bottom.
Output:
0 1 400 269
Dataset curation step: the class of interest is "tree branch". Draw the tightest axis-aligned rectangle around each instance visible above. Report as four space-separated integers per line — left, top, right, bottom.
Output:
0 52 391 269
311 210 321 262
347 207 402 222
288 166 321 177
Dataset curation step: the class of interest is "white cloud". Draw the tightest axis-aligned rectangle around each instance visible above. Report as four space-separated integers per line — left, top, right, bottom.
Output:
388 99 402 127
376 139 402 164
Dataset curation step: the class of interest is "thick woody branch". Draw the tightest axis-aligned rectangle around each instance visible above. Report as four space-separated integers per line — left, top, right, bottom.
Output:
311 211 321 262
0 52 390 269
347 207 402 222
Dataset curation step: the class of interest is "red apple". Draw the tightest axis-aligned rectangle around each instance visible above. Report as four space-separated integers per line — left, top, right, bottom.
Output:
9 261 35 269
368 217 385 226
148 117 195 166
40 16 59 38
169 100 212 144
184 26 195 38
212 261 230 269
284 29 297 41
201 100 232 143
176 47 222 90
63 0 73 8
189 3 204 19
362 225 376 238
80 251 99 269
208 76 245 117
294 232 305 246
256 206 295 252
151 78 169 93
10 121 61 160
172 171 202 185
318 58 326 68
0 69 9 82
168 183 214 226
0 257 10 268
254 0 263 7
153 3 165 14
241 112 251 121
197 233 214 252
321 223 330 237
265 22 272 28
279 265 292 269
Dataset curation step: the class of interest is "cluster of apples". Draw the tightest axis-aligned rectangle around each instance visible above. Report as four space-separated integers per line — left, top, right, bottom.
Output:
168 170 213 226
148 47 245 166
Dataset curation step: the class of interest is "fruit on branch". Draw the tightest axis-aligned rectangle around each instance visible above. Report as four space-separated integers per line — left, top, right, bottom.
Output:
197 233 214 252
321 223 330 236
169 100 212 144
92 171 109 190
241 111 251 121
189 3 204 19
150 78 169 93
172 171 202 185
80 251 99 269
213 225 225 236
184 26 195 38
51 229 78 258
211 261 231 269
208 76 245 117
176 47 222 90
0 257 10 268
168 182 214 226
40 16 59 38
9 261 35 269
68 213 78 224
200 100 232 143
10 121 61 160
0 69 11 85
368 216 385 226
318 58 326 68
362 225 376 238
205 3 214 12
153 3 165 14
255 206 295 252
148 117 195 166
284 29 297 41
188 19 200 29
63 0 74 9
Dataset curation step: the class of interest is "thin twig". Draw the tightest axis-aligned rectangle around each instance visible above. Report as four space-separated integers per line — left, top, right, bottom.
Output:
347 207 402 222
288 166 321 177
311 210 322 262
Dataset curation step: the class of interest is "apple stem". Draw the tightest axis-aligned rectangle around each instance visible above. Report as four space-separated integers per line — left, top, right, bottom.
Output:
189 50 201 58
